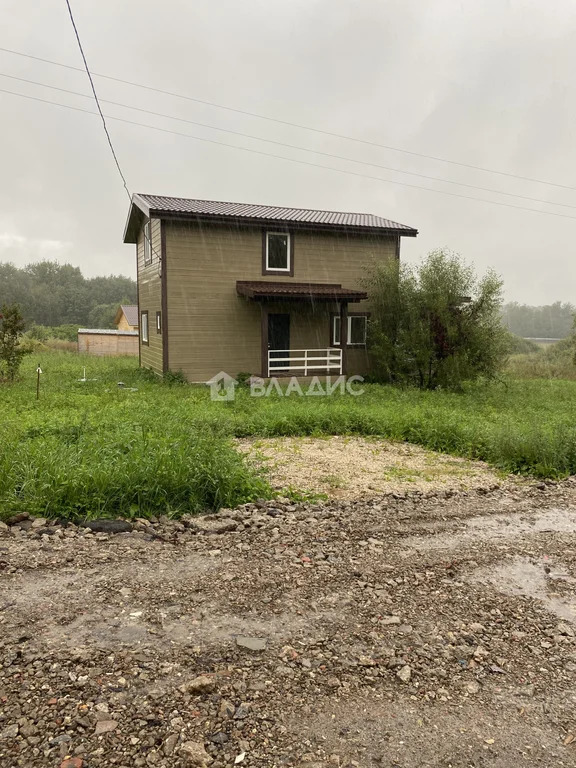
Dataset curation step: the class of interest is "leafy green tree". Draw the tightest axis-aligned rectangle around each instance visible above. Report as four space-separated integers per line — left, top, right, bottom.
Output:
505 332 540 355
0 261 136 327
501 301 575 338
365 249 508 390
26 324 49 342
88 302 121 329
0 304 30 381
48 325 82 342
25 324 80 342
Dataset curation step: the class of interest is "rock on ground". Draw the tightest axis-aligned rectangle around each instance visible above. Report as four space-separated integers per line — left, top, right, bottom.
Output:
1 479 576 767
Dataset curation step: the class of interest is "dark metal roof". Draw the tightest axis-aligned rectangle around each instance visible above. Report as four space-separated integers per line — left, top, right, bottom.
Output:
124 193 418 242
236 281 367 302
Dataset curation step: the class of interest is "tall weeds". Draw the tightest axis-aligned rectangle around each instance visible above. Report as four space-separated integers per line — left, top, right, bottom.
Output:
1 353 575 520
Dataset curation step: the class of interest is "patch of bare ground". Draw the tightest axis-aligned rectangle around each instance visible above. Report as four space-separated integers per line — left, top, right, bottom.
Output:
237 436 520 499
1 479 576 767
291 696 564 767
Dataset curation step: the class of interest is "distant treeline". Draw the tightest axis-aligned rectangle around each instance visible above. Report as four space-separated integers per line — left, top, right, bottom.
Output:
1 260 573 339
501 301 575 339
0 261 136 328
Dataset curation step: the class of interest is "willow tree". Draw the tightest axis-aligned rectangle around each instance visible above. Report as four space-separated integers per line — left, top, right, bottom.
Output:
364 249 508 389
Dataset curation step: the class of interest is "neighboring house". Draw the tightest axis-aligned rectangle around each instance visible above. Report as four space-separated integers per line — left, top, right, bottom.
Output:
123 194 418 382
77 328 139 356
114 304 139 331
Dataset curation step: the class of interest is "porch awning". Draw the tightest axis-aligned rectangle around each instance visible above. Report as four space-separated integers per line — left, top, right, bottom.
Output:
236 281 367 302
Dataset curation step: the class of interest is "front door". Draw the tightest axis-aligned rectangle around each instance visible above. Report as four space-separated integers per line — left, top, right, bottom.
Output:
268 313 290 372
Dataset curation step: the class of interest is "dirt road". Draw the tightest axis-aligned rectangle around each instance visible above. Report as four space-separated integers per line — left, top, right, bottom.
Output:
1 480 576 768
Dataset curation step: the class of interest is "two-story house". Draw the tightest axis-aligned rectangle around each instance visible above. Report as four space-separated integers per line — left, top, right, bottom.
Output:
123 195 418 382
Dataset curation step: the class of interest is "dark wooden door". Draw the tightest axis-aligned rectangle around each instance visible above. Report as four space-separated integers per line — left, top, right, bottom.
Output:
268 313 290 370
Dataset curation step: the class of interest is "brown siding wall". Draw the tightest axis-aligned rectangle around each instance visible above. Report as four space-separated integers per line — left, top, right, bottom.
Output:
137 218 163 374
164 222 396 381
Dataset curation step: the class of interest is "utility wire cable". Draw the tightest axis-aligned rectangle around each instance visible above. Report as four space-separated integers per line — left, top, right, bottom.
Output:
61 2 158 262
2 85 576 222
2 71 575 212
1 44 575 194
62 0 131 200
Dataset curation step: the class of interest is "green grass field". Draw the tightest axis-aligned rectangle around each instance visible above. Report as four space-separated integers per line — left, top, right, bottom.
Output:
1 352 575 519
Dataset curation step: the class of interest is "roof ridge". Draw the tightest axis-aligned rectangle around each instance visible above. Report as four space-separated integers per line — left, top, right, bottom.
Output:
137 193 393 221
128 193 418 235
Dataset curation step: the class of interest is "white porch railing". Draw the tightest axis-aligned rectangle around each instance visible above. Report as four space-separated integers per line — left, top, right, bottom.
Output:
267 348 342 376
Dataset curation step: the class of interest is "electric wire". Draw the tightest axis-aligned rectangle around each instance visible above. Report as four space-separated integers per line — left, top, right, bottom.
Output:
2 85 576 222
62 1 159 262
2 71 574 212
1 44 575 193
62 0 131 200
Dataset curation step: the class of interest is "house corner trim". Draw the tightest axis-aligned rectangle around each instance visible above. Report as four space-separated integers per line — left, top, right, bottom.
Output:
161 220 169 374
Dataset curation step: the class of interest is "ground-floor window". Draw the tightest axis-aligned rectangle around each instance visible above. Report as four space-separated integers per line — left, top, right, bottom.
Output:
156 311 162 334
332 314 368 346
141 311 149 344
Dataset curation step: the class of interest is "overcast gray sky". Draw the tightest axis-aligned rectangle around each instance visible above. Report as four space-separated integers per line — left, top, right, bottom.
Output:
1 0 575 304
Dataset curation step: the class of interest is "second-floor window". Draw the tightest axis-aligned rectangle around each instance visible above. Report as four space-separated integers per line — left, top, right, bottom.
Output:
265 232 291 273
144 221 152 265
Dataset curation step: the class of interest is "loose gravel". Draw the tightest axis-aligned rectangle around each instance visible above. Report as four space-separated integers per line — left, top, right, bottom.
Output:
237 436 513 499
1 479 576 767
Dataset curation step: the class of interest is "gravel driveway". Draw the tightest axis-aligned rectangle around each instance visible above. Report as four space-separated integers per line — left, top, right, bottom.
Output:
1 480 576 768
237 437 511 499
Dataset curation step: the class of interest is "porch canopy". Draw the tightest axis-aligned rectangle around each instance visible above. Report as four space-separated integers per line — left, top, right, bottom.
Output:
236 281 367 302
237 281 367 376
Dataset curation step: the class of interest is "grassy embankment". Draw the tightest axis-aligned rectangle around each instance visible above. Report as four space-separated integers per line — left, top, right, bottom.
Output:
1 352 575 519
507 337 576 381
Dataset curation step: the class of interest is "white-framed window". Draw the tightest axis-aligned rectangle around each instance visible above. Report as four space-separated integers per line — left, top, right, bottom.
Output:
265 232 291 273
156 311 162 334
332 314 368 346
141 311 149 344
143 221 152 265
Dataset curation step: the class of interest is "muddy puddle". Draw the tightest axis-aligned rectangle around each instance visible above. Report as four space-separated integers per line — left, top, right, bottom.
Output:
402 506 576 552
34 603 344 652
469 556 576 623
4 561 347 651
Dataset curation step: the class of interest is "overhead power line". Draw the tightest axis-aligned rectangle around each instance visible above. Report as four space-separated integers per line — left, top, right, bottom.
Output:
62 0 130 200
1 44 575 194
2 85 576 222
2 71 575 212
61 2 162 262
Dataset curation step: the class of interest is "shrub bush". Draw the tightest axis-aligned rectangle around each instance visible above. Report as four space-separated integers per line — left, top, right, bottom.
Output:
0 304 30 381
365 249 509 389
